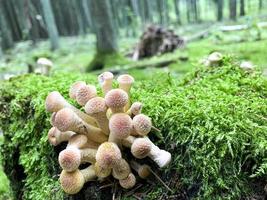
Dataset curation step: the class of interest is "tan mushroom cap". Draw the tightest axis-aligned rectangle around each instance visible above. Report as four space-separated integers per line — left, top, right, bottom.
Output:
105 89 128 111
69 81 86 99
59 147 81 172
94 161 112 178
109 113 132 139
96 142 122 168
60 170 84 194
131 138 152 159
112 159 131 180
76 84 97 106
119 173 136 189
85 97 107 115
98 72 114 85
54 108 76 132
45 91 65 113
133 114 152 136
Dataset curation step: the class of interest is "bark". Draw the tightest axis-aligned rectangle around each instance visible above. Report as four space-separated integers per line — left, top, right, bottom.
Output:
259 0 263 10
217 0 224 21
240 0 245 16
40 0 59 50
229 0 237 21
173 0 181 24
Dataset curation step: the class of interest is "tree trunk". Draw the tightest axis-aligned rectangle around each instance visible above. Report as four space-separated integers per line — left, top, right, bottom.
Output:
40 0 59 50
240 0 245 16
229 0 237 21
259 0 263 10
217 0 224 21
87 0 118 71
173 0 181 24
0 2 14 50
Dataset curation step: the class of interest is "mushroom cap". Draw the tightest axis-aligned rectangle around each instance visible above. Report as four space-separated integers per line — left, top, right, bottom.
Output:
117 74 134 86
109 113 132 139
59 147 81 172
137 165 151 179
119 173 136 189
208 52 222 63
240 61 254 70
76 85 97 106
105 89 128 110
130 102 142 115
85 97 107 116
54 108 76 132
50 112 57 126
94 161 112 178
48 127 60 146
133 114 152 136
45 91 65 113
98 72 114 86
131 138 152 159
96 142 122 168
69 81 86 99
60 170 84 194
37 57 53 66
112 159 131 180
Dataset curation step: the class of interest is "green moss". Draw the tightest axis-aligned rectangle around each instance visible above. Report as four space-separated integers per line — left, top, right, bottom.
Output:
0 56 266 199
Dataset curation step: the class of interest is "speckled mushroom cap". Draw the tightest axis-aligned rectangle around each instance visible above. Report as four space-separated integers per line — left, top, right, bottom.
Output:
85 97 107 115
48 127 61 146
117 74 134 88
96 142 122 168
133 114 152 136
112 159 131 180
94 161 112 178
119 173 136 189
98 72 114 85
137 165 151 179
109 113 132 139
59 147 81 172
105 89 128 111
129 102 142 115
45 91 65 112
60 170 85 194
69 81 86 99
131 138 152 159
54 108 76 132
76 84 97 106
208 52 222 63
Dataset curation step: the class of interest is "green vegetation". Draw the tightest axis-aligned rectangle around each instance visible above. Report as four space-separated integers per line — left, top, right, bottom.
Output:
0 56 266 199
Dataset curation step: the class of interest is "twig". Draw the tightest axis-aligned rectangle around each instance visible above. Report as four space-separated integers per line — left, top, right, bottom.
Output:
99 183 113 190
151 126 161 132
125 184 143 196
133 194 142 200
149 169 173 193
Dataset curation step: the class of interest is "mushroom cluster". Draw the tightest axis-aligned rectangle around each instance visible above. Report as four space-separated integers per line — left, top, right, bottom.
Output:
45 72 171 194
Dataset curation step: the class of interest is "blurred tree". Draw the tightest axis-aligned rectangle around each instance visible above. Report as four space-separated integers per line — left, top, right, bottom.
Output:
217 0 224 21
229 0 237 20
87 0 118 71
0 1 14 50
240 0 245 16
40 0 59 50
259 0 263 10
173 0 181 24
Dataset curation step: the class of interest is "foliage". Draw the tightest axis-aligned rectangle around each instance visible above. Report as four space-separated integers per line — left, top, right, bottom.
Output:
0 56 266 199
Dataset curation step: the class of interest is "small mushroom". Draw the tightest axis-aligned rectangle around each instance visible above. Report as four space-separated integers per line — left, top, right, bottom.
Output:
130 160 151 179
119 173 136 189
69 81 86 99
112 159 131 180
105 89 128 113
60 165 96 194
117 74 134 110
94 161 112 178
126 102 142 116
132 114 152 136
48 127 75 146
75 84 97 106
98 72 114 95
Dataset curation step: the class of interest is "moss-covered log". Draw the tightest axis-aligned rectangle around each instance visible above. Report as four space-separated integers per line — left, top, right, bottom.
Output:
0 56 266 199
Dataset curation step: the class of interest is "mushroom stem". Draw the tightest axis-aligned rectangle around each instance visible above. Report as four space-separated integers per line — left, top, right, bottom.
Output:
117 74 134 111
54 108 108 143
130 160 151 179
45 91 97 126
48 127 75 146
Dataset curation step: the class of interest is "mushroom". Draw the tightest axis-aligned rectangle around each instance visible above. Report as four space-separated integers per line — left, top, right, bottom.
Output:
126 102 142 116
132 114 152 136
75 84 97 106
207 52 223 66
95 142 122 169
119 173 136 189
48 127 75 146
85 97 109 135
98 72 114 95
122 136 171 168
60 165 96 194
117 74 135 110
45 91 96 126
36 57 53 75
108 113 132 143
69 81 86 99
105 89 128 113
59 147 97 172
240 61 254 71
130 160 151 179
54 108 107 143
112 159 131 180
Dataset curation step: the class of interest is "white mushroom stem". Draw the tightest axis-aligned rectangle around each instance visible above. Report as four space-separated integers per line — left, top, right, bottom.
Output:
48 127 75 146
54 108 108 143
45 91 97 126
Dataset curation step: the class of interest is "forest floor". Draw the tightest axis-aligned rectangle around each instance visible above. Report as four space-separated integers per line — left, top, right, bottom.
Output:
0 23 267 198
